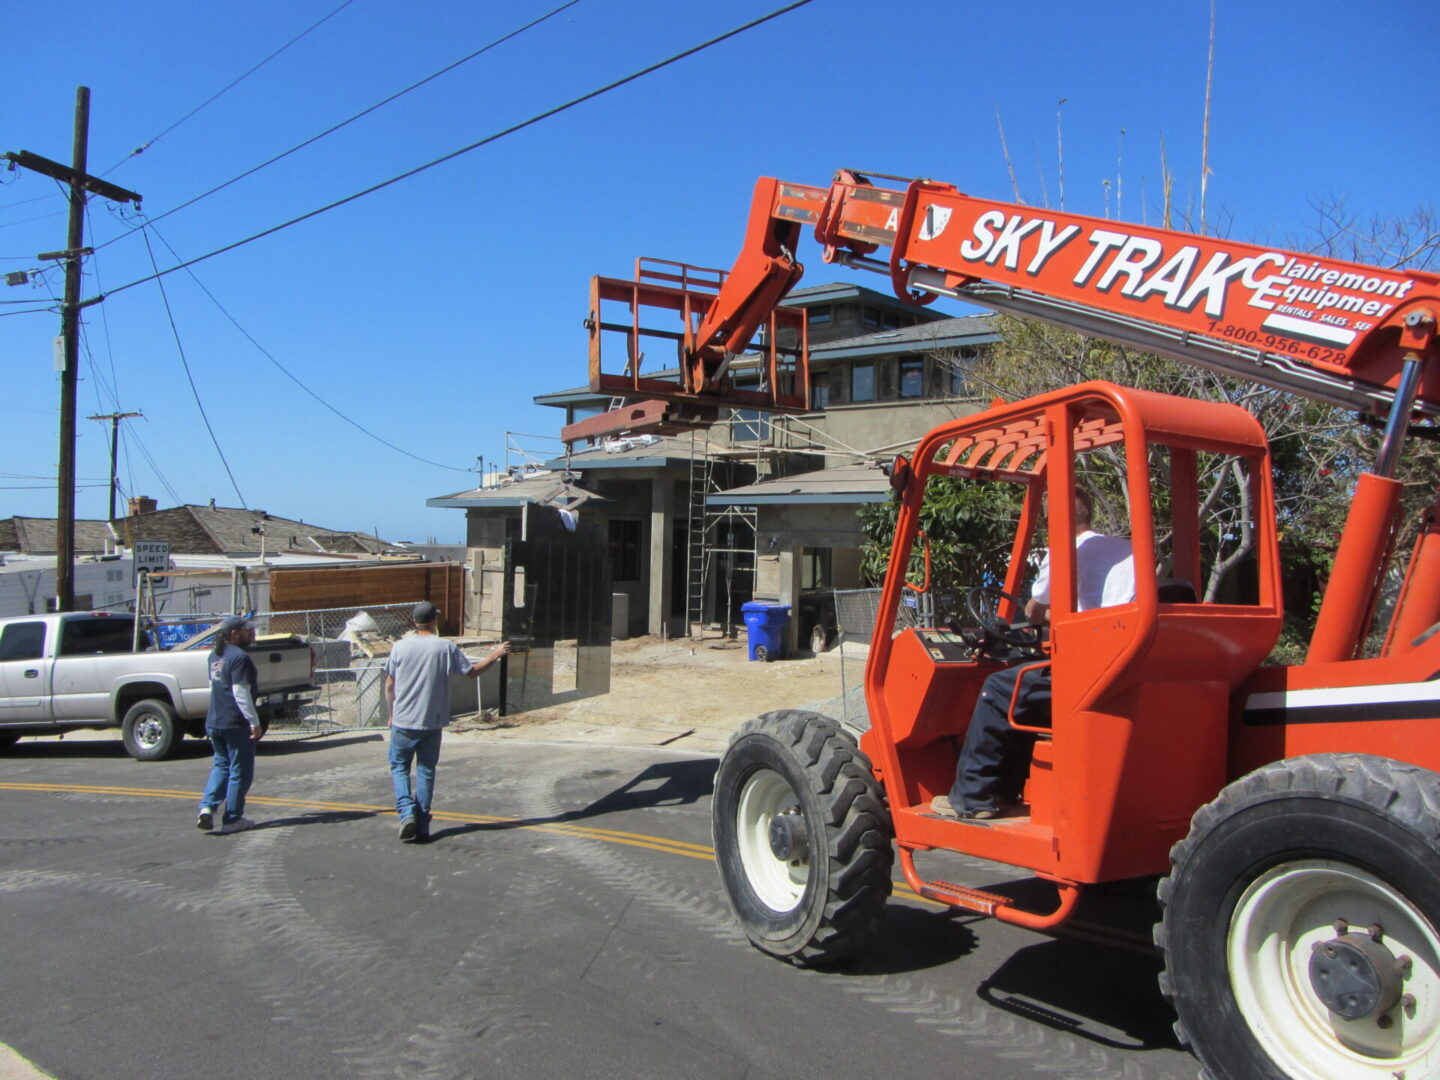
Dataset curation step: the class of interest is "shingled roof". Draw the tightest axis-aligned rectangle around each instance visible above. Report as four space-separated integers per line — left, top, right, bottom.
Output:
0 517 118 554
0 505 391 556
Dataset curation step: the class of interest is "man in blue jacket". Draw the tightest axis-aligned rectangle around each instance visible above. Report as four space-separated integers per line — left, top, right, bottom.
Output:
197 615 263 834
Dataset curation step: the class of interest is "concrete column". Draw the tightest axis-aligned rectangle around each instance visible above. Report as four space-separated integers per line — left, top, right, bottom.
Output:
778 545 803 655
648 477 674 635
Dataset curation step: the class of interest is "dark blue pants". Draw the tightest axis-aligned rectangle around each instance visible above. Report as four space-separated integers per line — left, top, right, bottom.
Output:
949 664 1051 812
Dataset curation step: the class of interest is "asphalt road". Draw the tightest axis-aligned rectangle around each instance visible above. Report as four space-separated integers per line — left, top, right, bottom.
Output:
0 732 1198 1080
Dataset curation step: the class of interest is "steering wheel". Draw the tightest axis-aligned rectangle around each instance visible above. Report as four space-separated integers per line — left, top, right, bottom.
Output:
966 585 1042 648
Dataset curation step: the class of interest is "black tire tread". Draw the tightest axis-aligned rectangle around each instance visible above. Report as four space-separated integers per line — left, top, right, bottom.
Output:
727 709 893 966
1157 752 1440 1073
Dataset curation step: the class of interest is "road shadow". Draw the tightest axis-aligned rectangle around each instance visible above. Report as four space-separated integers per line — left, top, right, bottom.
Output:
1 732 383 761
839 903 980 976
977 935 1182 1052
259 734 384 756
209 809 378 833
425 758 715 842
577 758 714 815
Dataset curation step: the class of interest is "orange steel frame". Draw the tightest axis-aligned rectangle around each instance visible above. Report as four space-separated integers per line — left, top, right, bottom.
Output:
563 257 810 442
594 171 1440 926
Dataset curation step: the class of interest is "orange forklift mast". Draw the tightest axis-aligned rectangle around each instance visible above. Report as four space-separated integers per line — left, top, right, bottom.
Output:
650 169 1440 1080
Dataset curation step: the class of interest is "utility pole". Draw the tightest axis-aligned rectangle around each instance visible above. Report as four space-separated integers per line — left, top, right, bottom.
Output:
6 88 141 611
87 411 142 522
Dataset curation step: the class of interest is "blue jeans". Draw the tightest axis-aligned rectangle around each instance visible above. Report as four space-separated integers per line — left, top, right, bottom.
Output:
389 726 442 828
949 664 1050 812
200 727 256 822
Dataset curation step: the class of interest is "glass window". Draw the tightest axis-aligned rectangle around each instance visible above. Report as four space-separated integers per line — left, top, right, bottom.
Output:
609 520 643 582
898 357 924 398
732 409 770 442
807 305 831 324
801 548 832 590
851 362 876 403
0 622 46 662
811 383 830 410
862 306 881 327
949 347 978 395
59 616 135 656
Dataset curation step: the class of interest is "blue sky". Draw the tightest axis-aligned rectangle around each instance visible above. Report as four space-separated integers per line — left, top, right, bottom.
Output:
4 0 1437 542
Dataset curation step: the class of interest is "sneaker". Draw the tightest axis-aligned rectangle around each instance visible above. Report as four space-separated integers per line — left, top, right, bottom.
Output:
196 806 216 831
218 816 254 834
398 816 418 841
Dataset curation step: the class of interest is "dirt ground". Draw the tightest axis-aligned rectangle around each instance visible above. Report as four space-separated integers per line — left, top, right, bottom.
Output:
480 633 856 747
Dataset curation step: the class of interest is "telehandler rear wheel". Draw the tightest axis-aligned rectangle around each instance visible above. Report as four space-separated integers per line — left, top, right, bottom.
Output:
712 710 892 966
1158 754 1440 1079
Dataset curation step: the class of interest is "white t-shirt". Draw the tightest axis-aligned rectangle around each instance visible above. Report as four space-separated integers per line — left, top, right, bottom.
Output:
1031 531 1135 612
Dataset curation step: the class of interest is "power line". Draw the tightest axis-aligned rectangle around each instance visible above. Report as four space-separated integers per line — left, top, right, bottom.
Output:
145 219 476 474
93 0 814 304
94 0 586 250
101 0 360 175
121 422 182 505
139 227 247 507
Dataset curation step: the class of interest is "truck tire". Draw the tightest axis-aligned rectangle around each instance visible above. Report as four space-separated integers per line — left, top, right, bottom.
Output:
121 699 182 761
1157 754 1440 1079
712 710 892 966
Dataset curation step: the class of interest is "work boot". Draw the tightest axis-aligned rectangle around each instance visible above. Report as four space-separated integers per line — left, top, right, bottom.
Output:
930 795 1001 820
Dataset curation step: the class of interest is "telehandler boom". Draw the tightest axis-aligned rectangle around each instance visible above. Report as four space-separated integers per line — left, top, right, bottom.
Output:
594 170 1440 1080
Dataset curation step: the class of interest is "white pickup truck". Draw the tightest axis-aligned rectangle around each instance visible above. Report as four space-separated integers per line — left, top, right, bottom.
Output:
0 612 316 761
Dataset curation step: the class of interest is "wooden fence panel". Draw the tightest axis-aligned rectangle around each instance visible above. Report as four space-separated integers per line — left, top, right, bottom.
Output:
268 563 465 636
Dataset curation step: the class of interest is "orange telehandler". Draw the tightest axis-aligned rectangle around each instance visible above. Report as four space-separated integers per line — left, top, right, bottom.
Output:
574 171 1440 1080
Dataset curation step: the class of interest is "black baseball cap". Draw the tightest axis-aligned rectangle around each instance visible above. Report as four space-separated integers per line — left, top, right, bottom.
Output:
218 615 252 634
412 601 439 623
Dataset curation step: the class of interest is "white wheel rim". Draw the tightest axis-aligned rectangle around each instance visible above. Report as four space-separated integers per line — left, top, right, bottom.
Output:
1229 858 1440 1078
735 767 809 913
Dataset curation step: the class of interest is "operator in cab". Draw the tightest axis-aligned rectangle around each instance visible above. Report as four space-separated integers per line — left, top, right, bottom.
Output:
932 488 1133 820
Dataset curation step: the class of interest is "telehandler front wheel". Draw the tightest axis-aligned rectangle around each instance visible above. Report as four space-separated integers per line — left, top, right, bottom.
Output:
712 710 892 967
1158 754 1440 1080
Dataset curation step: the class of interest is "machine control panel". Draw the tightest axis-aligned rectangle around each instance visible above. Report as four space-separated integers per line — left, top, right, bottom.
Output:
914 629 975 663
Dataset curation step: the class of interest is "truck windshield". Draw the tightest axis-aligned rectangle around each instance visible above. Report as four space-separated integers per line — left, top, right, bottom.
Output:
59 617 136 657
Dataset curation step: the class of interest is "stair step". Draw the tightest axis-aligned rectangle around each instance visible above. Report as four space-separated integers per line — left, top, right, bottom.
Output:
918 881 1012 915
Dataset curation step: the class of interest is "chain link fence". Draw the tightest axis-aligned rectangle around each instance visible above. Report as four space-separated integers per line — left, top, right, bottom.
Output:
832 587 924 728
143 603 420 739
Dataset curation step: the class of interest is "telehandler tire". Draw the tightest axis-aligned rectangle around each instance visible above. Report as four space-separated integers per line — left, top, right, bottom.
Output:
1158 753 1440 1079
712 710 892 966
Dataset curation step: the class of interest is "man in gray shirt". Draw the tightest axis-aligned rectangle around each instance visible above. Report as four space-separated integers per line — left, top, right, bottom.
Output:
384 601 510 842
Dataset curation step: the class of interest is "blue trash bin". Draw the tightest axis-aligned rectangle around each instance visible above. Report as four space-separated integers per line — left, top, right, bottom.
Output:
741 600 791 662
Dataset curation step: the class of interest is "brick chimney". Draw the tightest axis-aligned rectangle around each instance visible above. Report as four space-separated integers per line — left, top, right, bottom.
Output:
128 495 157 517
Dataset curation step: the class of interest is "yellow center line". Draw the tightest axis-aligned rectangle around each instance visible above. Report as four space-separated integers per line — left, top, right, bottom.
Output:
0 781 942 899
0 781 713 860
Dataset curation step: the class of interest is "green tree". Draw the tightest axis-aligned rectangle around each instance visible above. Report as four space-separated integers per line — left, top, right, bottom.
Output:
859 475 1022 598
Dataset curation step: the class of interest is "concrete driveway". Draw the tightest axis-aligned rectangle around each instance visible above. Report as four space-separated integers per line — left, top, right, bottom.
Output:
0 730 1194 1079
